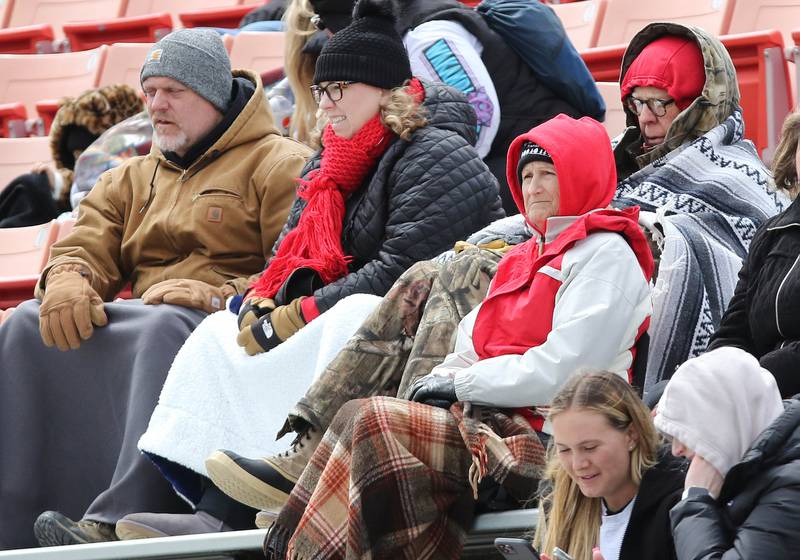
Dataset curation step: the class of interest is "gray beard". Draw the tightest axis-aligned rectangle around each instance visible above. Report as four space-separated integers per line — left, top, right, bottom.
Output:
152 129 189 154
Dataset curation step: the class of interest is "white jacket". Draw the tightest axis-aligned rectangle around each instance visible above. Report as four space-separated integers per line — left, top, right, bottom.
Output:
433 229 651 422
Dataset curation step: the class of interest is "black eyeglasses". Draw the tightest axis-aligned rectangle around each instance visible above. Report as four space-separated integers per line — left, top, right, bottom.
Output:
625 96 676 117
310 81 354 103
311 14 326 31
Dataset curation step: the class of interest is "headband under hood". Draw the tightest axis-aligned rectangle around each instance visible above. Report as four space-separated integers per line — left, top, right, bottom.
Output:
506 114 616 234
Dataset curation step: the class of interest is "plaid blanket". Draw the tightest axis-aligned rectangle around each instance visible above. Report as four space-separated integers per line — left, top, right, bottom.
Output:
265 397 545 560
613 109 787 390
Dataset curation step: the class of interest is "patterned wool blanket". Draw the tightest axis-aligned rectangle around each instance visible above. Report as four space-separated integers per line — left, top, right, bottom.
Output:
613 110 787 391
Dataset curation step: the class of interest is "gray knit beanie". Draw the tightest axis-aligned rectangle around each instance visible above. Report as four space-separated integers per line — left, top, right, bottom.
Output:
140 29 232 112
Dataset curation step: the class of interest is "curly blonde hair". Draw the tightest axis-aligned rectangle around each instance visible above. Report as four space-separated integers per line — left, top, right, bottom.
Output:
771 111 800 198
534 372 659 560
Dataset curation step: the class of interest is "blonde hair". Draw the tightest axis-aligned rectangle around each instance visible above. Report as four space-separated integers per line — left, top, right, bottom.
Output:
312 80 428 144
284 0 321 147
771 111 800 197
533 372 659 560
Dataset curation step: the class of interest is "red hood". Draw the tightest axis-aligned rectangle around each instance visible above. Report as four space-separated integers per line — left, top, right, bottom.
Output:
505 114 616 234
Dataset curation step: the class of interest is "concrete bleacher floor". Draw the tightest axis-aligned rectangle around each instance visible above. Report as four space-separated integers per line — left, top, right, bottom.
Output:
0 0 798 556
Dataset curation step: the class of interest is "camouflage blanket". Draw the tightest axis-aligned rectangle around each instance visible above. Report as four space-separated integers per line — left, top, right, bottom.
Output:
284 247 503 435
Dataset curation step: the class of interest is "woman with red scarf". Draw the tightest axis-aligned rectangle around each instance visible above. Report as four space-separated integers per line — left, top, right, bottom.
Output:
261 114 654 559
234 0 503 355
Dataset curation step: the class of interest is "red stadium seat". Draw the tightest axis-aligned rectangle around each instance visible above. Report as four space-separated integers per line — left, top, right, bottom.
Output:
97 42 154 89
728 0 800 51
124 0 240 19
551 0 607 51
0 46 107 116
596 81 627 139
0 220 59 309
229 31 285 75
0 136 52 192
0 102 27 138
724 30 792 164
580 43 626 82
0 24 55 54
1 0 125 39
179 5 254 29
34 99 60 135
595 0 734 47
63 12 172 51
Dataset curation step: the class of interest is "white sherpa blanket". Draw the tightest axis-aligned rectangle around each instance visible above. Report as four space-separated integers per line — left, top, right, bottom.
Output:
138 294 381 479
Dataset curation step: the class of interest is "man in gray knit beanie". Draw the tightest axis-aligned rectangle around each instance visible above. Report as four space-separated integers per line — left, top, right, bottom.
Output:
21 21 312 551
141 28 232 112
140 28 233 157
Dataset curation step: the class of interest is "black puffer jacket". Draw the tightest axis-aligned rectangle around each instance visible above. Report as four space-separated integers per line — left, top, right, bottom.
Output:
669 398 800 559
273 81 504 313
708 195 800 397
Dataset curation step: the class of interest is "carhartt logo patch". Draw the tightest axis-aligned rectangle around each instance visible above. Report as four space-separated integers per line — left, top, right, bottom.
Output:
148 49 162 62
207 206 223 222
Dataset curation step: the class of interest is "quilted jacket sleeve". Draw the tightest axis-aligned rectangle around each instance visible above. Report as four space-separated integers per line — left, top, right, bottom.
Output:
670 480 800 559
314 128 502 312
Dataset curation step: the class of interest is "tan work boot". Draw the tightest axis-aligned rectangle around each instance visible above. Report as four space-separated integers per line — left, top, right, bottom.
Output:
206 427 322 512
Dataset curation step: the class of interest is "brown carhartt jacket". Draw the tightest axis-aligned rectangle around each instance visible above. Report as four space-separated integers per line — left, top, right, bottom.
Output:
38 70 310 301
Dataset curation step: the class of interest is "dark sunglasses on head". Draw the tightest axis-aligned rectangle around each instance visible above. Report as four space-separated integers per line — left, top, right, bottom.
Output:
625 96 676 117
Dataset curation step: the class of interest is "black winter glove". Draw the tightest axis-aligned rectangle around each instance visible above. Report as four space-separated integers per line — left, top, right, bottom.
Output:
407 375 458 409
239 0 287 27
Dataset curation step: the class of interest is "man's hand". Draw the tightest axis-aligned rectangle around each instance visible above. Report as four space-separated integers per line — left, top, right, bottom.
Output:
237 296 276 330
407 374 458 409
142 279 229 314
39 264 107 351
685 454 724 499
236 297 306 356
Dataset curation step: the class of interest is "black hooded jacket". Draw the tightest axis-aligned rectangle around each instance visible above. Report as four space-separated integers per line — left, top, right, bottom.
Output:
273 80 504 313
619 451 685 560
669 398 800 559
708 195 800 398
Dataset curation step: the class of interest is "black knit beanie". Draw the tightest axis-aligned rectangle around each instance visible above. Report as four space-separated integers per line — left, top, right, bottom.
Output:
313 0 412 90
517 141 553 183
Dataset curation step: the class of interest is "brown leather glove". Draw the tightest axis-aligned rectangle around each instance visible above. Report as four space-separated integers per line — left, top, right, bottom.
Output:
39 264 108 351
141 279 232 314
236 297 306 356
237 296 276 330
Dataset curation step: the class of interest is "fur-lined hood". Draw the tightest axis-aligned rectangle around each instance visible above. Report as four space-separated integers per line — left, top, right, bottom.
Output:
49 83 143 172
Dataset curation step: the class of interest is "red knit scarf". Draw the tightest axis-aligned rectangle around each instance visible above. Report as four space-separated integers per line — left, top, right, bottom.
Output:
249 79 424 299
